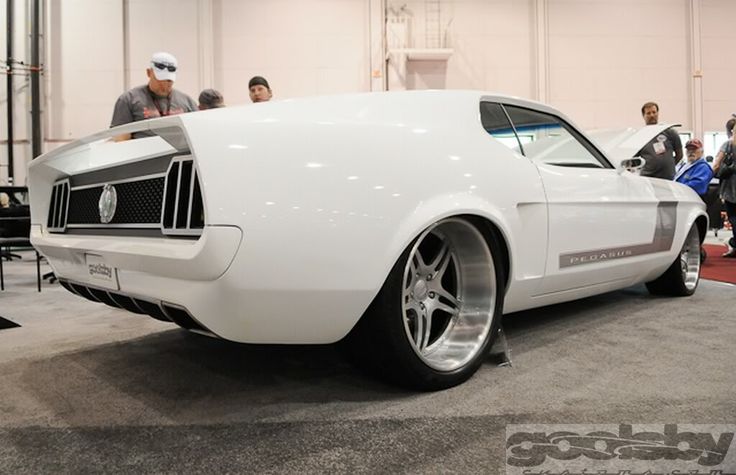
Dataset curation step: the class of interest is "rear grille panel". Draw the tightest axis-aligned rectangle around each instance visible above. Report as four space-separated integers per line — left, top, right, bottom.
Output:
66 177 165 225
47 154 204 238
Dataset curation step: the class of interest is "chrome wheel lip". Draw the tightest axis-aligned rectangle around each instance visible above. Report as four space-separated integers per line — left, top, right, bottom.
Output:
401 218 496 372
680 225 701 291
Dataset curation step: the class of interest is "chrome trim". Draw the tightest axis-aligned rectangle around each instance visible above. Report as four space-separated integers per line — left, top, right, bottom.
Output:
172 161 182 229
162 227 204 237
66 223 161 229
160 158 177 229
187 166 196 228
70 172 166 191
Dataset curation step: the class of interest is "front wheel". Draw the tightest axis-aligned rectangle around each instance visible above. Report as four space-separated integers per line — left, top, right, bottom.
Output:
645 224 701 296
344 217 506 390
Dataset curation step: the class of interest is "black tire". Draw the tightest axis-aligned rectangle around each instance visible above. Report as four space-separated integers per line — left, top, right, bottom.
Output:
645 224 701 296
343 217 506 391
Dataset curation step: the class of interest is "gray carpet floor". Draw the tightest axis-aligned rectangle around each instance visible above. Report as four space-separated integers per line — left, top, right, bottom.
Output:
0 251 735 473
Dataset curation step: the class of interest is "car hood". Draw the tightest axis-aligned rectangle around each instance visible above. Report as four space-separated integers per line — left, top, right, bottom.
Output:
587 124 681 162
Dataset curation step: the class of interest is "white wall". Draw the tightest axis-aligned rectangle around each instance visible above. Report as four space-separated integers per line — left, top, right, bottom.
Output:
213 0 371 104
701 0 736 133
386 0 695 130
547 0 690 129
46 0 125 147
3 0 736 186
387 0 534 94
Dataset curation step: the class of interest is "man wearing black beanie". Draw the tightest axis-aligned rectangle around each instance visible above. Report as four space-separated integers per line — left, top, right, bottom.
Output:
248 76 272 103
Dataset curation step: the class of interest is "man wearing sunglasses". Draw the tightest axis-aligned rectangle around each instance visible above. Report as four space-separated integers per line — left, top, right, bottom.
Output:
110 52 197 141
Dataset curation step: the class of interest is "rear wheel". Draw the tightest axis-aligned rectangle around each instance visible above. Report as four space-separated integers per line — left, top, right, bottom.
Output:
645 224 701 296
345 217 505 390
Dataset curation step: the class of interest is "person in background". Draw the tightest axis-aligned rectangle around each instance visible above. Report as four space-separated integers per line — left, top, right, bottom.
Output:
674 139 713 198
675 138 714 262
110 52 197 141
713 118 736 170
198 88 225 110
714 118 736 258
248 76 272 103
0 192 9 209
638 101 683 180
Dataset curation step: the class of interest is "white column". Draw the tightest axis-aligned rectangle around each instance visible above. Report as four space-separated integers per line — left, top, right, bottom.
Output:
689 0 703 139
368 0 386 91
533 0 549 104
197 0 215 91
122 0 129 91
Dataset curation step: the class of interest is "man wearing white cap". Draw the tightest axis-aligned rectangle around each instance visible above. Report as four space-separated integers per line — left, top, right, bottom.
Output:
110 52 197 141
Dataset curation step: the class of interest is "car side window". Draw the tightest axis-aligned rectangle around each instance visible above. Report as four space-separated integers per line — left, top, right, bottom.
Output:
503 105 610 169
480 102 524 153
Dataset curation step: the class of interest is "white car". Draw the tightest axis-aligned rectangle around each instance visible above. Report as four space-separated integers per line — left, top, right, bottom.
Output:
28 91 707 390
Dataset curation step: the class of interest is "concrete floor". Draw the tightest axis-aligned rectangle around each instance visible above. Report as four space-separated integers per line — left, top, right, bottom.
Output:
0 248 735 473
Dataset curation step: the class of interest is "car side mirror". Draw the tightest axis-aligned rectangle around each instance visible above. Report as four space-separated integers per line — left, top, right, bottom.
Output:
620 157 644 174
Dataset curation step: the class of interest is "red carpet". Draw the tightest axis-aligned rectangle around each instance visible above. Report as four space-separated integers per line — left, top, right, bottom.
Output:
702 244 736 284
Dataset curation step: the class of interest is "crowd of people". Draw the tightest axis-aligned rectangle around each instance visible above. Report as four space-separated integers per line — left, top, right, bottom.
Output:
638 101 736 258
110 51 272 141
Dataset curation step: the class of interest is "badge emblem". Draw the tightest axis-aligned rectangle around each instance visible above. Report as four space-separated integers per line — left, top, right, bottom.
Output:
98 184 117 224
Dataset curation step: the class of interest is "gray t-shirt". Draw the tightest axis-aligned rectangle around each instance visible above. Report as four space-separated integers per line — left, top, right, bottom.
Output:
639 128 682 180
110 85 197 138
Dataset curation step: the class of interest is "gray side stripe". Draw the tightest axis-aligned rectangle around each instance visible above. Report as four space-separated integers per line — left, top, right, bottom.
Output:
559 201 677 268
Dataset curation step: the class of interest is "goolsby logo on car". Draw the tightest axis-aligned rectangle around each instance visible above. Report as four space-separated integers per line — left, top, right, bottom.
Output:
87 263 113 280
506 424 736 474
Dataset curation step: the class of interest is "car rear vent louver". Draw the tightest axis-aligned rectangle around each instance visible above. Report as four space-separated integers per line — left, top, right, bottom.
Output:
161 303 207 332
57 279 214 335
47 179 70 232
161 156 205 236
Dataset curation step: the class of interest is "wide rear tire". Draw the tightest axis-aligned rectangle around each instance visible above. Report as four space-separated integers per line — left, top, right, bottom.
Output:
344 217 506 391
645 224 701 296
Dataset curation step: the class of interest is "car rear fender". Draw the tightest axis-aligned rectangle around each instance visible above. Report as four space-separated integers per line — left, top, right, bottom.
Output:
383 193 518 295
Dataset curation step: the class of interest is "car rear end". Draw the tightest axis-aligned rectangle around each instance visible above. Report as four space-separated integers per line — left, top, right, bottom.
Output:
28 116 242 336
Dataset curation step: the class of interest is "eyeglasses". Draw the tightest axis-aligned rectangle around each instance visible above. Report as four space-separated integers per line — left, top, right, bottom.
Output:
152 62 176 72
